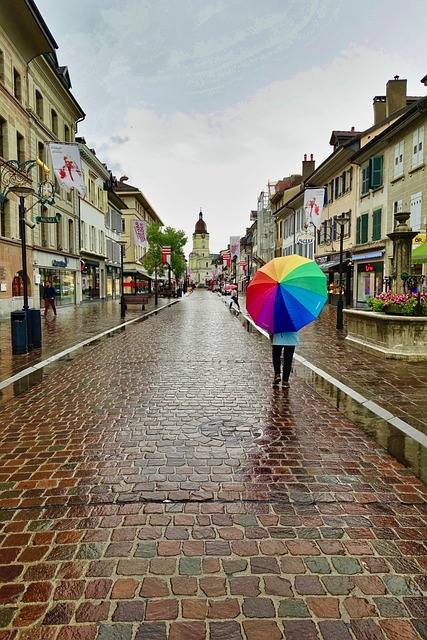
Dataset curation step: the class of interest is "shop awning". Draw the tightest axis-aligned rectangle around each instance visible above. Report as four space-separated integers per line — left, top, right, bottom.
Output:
412 242 427 264
124 268 151 280
319 258 349 272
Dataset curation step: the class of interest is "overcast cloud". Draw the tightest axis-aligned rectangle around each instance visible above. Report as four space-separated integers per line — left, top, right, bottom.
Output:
36 0 427 254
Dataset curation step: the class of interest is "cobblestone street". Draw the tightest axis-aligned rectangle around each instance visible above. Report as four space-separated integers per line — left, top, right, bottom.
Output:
0 290 426 639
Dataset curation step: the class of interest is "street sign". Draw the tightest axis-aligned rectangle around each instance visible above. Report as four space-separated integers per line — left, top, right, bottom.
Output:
35 214 61 224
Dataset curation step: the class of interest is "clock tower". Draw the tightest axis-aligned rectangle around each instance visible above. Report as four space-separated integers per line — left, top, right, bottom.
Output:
188 210 211 286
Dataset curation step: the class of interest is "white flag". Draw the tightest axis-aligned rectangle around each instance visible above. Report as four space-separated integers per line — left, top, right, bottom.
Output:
230 236 240 261
133 220 147 247
304 188 325 230
48 143 86 198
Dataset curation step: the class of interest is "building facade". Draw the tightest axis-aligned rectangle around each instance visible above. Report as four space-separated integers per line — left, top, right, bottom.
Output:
0 0 85 318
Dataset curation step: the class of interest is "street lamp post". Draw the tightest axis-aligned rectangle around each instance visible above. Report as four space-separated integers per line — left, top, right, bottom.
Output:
336 212 351 330
154 263 158 306
118 241 126 318
9 185 37 353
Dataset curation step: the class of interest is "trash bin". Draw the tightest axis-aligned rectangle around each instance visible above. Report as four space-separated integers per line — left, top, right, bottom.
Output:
11 310 28 355
28 308 42 349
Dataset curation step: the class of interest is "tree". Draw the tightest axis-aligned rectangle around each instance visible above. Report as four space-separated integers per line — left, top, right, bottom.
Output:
143 222 187 282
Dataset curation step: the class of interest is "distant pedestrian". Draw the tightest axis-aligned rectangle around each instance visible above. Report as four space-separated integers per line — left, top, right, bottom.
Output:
270 331 299 388
43 279 57 318
229 290 240 312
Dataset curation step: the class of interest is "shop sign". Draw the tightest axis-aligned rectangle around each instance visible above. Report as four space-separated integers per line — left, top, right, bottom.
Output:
52 256 69 268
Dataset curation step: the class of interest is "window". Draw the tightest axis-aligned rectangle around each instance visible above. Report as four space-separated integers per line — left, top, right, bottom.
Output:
356 213 369 244
349 166 353 191
362 156 383 192
64 124 70 142
40 206 48 246
68 219 74 253
0 50 4 84
393 140 404 178
56 215 62 249
410 192 422 231
372 209 382 241
329 180 333 203
51 109 58 136
341 171 346 193
35 90 43 119
16 131 24 163
37 142 45 182
13 69 21 101
393 200 402 214
0 116 6 158
361 165 370 195
412 127 424 167
334 177 339 199
1 198 11 237
121 218 125 233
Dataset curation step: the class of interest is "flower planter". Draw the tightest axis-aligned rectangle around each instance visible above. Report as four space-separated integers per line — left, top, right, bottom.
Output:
344 309 427 360
384 304 410 316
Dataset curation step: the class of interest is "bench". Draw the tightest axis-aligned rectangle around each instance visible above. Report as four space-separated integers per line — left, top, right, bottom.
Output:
123 294 149 310
159 289 176 298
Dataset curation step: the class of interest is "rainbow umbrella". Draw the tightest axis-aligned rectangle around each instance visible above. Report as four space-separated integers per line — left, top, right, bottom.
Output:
246 255 327 333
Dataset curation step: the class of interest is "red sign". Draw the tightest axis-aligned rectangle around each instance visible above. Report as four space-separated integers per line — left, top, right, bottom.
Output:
365 264 374 272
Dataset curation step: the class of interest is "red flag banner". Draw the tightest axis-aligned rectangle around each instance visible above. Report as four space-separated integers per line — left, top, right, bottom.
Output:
240 260 246 272
223 252 230 268
162 246 171 265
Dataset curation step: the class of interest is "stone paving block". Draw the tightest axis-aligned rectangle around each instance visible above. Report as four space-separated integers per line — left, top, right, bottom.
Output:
0 296 427 639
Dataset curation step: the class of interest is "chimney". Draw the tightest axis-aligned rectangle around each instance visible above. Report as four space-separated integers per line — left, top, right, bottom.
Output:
386 76 407 117
302 153 315 181
373 96 387 125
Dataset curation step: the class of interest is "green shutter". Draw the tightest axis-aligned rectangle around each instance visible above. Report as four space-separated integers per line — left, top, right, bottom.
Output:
361 213 369 243
372 209 382 241
370 155 383 188
356 216 361 244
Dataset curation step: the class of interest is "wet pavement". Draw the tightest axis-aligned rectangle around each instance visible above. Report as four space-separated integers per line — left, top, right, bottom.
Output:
0 290 426 639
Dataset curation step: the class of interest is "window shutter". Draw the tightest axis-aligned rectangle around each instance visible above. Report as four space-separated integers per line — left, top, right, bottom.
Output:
356 217 361 244
334 177 339 199
370 155 383 188
349 166 353 191
410 192 422 231
323 186 328 206
394 141 404 178
361 213 369 243
372 209 382 241
341 171 346 194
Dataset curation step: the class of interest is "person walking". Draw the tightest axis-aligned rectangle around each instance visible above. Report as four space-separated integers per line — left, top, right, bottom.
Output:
43 279 57 318
229 290 240 312
270 331 299 388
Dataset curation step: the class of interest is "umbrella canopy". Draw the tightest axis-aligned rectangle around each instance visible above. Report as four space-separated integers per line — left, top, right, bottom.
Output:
246 255 327 333
224 284 237 290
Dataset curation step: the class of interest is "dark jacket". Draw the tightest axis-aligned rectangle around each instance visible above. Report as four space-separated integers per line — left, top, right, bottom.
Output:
44 285 56 299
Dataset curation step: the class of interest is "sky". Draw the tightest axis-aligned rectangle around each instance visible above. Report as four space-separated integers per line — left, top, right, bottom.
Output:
36 0 427 256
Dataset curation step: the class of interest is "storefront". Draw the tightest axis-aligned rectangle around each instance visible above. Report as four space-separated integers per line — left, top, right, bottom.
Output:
318 253 352 307
36 253 78 306
352 250 384 307
81 259 100 300
123 270 151 294
106 264 120 299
